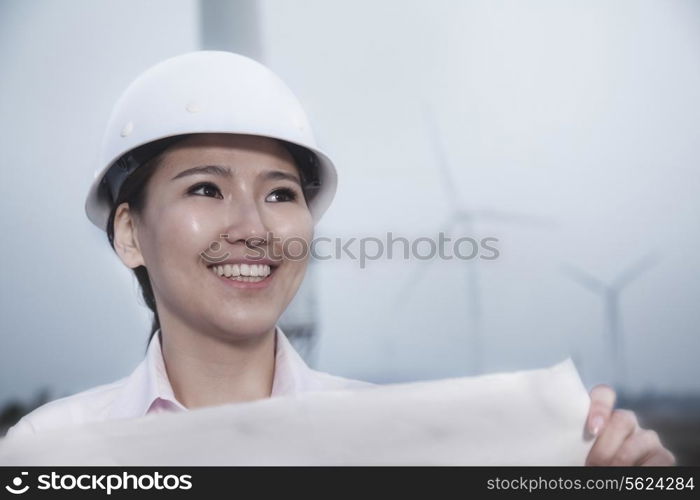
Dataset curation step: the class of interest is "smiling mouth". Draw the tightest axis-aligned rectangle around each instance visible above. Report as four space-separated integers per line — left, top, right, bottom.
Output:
207 263 276 283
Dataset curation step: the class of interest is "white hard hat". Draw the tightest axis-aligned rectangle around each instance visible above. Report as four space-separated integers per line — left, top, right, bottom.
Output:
85 50 337 231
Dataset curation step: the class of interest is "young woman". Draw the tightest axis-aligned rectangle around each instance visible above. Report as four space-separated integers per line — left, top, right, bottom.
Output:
6 51 675 466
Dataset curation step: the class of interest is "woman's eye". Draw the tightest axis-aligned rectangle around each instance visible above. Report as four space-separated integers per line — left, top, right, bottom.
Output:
188 182 223 199
266 187 298 203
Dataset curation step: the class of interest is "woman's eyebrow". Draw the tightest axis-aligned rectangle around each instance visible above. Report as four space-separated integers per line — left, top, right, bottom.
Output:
170 166 300 186
170 165 232 180
263 170 302 187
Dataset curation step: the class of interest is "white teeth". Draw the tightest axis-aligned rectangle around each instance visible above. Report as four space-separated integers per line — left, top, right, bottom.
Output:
210 263 272 280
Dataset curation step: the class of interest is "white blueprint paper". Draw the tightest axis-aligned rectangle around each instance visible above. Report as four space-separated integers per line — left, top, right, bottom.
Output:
0 359 594 465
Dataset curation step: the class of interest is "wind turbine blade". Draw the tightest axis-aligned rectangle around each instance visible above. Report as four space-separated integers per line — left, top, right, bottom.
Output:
422 104 461 213
612 253 661 290
470 208 559 230
560 263 606 294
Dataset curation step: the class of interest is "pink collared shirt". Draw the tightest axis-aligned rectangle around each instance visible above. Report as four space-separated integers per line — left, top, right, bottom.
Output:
6 327 373 439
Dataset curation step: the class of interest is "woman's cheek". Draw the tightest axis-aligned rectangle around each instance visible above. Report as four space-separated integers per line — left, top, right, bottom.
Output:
157 204 217 250
274 207 314 248
141 205 214 286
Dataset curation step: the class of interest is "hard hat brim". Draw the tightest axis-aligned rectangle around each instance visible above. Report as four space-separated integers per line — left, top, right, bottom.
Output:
84 132 337 232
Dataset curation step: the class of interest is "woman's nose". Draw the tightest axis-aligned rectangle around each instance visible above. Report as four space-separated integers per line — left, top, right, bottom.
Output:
219 198 269 246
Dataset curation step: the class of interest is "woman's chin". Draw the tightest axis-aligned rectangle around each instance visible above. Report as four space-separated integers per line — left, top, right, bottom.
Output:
211 315 280 339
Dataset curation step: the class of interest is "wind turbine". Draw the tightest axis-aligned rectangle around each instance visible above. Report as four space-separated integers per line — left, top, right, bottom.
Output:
399 106 557 375
561 253 660 391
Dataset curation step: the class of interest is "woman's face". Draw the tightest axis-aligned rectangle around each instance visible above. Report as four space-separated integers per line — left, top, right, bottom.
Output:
114 133 314 340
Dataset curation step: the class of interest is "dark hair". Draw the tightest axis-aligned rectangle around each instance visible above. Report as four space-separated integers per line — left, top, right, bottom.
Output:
105 145 170 349
104 135 317 350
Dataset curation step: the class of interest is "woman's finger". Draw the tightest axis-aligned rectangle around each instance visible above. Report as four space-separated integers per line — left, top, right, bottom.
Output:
610 429 661 466
586 409 638 466
641 448 677 466
587 384 617 437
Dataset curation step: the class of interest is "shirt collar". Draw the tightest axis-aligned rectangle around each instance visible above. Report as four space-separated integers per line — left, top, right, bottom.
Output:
108 326 313 420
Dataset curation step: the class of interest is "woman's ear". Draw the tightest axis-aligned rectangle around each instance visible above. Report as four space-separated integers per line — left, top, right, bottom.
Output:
113 203 145 269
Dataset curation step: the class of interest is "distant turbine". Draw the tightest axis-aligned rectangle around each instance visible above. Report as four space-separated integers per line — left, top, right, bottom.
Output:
561 253 660 390
400 106 557 374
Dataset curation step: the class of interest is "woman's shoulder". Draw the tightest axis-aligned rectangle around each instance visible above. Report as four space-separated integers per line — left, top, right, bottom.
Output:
4 377 129 440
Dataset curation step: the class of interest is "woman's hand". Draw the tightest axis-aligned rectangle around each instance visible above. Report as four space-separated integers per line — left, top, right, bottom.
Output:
585 384 676 466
